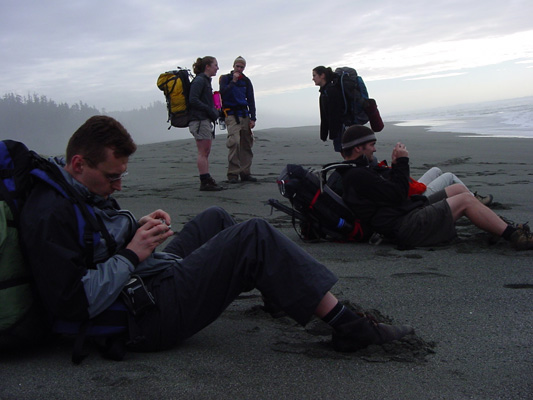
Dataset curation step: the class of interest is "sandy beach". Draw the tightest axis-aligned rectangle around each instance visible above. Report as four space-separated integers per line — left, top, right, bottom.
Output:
2 123 532 399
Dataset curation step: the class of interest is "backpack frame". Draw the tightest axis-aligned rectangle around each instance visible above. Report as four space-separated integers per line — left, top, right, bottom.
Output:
268 163 367 243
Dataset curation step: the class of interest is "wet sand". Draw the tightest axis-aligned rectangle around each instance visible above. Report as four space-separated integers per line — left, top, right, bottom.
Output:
2 123 532 399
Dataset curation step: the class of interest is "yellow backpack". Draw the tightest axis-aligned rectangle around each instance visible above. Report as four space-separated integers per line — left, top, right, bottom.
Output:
157 68 192 129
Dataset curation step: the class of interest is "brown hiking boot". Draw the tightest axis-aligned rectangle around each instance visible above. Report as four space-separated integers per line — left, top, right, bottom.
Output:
499 216 530 233
509 227 533 250
200 177 224 191
489 218 530 245
474 192 493 206
332 314 414 352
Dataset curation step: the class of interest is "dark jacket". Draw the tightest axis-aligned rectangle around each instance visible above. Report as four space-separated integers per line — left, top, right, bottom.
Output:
188 73 219 122
219 72 256 120
19 163 178 322
339 156 425 238
319 81 353 141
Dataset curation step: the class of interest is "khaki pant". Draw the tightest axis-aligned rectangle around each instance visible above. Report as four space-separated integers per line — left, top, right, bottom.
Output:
225 115 254 179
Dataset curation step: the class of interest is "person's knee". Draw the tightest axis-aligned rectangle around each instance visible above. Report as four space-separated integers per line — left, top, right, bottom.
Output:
451 191 477 208
226 134 238 149
429 167 442 176
205 206 232 220
449 182 469 193
438 172 456 187
241 218 275 235
197 149 209 158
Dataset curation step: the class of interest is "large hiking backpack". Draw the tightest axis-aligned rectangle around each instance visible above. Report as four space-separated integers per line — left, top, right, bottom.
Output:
334 67 384 132
157 68 193 129
268 164 367 242
0 141 50 349
0 140 130 363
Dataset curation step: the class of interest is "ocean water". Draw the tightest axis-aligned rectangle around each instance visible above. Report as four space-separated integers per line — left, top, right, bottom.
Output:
389 96 533 139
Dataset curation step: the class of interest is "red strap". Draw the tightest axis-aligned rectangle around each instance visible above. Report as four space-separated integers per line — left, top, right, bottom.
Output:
348 221 364 241
309 189 321 209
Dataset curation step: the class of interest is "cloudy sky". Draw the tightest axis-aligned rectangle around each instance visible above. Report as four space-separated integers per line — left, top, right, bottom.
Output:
2 0 532 129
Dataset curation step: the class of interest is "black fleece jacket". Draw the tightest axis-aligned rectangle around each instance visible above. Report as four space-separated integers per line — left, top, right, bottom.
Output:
339 156 425 238
318 82 348 141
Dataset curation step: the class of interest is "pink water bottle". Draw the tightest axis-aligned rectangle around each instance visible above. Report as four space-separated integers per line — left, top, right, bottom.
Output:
213 91 222 110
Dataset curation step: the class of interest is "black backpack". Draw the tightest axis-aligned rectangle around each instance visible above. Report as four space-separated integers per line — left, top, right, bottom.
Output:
268 164 368 242
333 67 384 132
0 140 130 363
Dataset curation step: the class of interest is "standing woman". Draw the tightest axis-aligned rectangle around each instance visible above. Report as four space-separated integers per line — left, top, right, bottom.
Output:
189 56 224 191
312 66 345 153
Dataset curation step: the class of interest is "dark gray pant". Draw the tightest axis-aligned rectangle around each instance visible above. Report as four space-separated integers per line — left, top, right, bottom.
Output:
135 207 337 350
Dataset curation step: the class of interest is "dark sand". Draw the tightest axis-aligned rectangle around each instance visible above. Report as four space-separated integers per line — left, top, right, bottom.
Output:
1 123 532 399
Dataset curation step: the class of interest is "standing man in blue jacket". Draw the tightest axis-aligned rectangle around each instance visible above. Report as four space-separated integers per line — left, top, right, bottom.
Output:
219 56 257 183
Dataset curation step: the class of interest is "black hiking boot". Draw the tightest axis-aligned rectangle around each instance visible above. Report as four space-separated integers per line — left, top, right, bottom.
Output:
240 174 257 182
489 216 530 245
332 314 414 352
200 177 224 191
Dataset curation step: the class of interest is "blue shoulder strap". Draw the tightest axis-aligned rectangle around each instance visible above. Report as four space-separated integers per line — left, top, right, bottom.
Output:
30 167 100 255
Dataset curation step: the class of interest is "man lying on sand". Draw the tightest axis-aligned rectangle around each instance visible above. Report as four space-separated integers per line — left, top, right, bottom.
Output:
19 116 414 360
337 125 532 250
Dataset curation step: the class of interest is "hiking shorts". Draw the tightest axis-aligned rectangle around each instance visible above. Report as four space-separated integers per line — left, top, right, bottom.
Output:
189 120 214 140
395 199 456 248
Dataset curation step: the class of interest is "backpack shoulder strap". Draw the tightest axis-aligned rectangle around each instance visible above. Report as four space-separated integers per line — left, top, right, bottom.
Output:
30 158 116 265
320 162 357 185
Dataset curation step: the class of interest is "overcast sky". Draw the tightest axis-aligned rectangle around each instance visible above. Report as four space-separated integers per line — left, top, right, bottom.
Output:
2 0 532 129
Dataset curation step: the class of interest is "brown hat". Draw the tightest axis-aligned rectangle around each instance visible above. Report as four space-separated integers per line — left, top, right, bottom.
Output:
234 56 246 67
341 125 376 149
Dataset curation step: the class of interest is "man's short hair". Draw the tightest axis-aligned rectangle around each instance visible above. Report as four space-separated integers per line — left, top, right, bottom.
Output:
66 116 137 165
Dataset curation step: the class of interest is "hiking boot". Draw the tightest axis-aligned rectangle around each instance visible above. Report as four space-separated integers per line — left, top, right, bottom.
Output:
489 217 530 246
474 192 493 206
332 314 414 352
509 227 533 251
200 177 224 191
499 216 530 233
240 174 257 182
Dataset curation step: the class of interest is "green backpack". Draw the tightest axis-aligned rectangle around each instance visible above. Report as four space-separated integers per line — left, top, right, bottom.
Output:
1 140 133 363
0 140 51 349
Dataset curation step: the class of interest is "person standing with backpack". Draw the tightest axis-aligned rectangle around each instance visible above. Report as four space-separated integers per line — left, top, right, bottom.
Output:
312 66 371 154
313 66 348 153
219 56 257 184
189 56 224 191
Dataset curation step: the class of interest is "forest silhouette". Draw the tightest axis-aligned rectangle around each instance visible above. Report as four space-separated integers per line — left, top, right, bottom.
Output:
0 93 186 155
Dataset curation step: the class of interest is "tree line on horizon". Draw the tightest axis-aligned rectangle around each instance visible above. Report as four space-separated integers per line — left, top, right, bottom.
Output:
0 93 171 155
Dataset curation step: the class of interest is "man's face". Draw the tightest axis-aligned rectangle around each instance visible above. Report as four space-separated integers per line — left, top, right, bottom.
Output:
80 148 129 198
234 63 245 72
360 141 377 161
